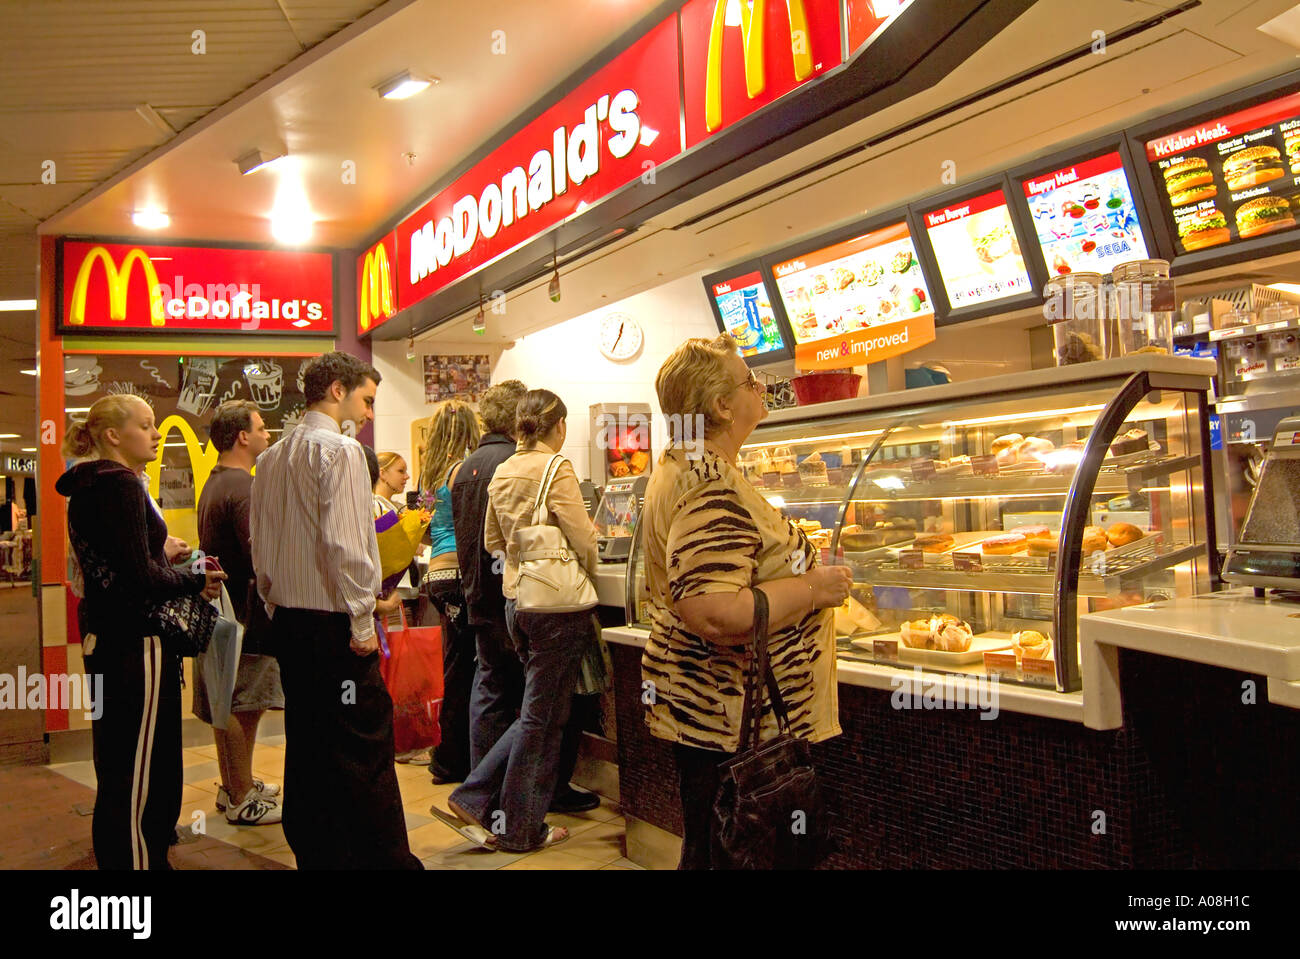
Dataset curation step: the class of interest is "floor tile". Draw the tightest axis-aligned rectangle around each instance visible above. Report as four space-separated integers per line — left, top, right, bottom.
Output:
558 819 625 865
424 844 530 870
182 760 222 785
47 760 97 789
501 849 612 870
184 745 217 764
403 810 434 831
255 733 286 746
405 822 474 859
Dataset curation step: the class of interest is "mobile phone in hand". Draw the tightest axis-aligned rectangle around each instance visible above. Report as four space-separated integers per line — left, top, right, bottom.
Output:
202 556 223 573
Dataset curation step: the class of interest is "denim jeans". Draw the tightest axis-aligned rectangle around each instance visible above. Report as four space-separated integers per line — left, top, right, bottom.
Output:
468 614 524 769
450 599 591 851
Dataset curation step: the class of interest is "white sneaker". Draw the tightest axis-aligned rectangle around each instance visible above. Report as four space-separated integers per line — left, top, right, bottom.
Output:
215 779 281 812
226 791 282 825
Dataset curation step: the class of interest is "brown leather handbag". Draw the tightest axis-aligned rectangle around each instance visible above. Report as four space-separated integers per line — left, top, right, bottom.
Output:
711 588 834 869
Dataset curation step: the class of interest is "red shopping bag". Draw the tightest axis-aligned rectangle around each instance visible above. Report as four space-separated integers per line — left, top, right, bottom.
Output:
378 607 444 754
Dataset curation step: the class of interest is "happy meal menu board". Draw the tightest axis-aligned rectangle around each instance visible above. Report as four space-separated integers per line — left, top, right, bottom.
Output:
771 222 934 345
1021 152 1149 277
1143 89 1300 255
920 189 1032 307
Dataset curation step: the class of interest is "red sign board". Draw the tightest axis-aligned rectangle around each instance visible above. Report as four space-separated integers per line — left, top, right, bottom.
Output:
60 240 334 334
1142 90 1300 161
680 0 843 148
845 0 892 55
385 17 681 333
357 231 397 335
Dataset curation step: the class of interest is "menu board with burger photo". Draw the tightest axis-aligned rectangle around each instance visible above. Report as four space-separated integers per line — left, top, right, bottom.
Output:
1019 151 1150 277
705 268 790 361
770 221 933 346
920 188 1032 308
1143 88 1300 255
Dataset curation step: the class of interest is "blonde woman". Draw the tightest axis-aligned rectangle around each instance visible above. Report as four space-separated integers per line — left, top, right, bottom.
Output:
55 394 226 870
641 335 851 869
373 451 410 516
418 400 481 782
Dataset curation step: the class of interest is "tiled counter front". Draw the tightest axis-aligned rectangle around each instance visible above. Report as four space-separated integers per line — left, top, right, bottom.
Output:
608 634 1300 868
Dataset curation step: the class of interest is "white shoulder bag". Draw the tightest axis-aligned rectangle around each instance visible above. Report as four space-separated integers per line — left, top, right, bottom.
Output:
513 453 598 613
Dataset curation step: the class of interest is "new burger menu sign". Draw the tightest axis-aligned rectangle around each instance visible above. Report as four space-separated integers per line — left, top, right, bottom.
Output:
770 221 935 369
1144 89 1300 254
920 189 1030 308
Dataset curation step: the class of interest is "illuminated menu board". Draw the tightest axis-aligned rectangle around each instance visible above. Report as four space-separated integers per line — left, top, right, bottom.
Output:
706 269 789 360
920 189 1031 307
1143 89 1300 255
1021 152 1149 276
769 221 936 369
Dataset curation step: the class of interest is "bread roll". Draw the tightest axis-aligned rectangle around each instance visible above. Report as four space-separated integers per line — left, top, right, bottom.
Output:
981 533 1027 555
1106 522 1144 547
1027 539 1058 558
1016 436 1055 459
1082 526 1108 554
991 433 1023 455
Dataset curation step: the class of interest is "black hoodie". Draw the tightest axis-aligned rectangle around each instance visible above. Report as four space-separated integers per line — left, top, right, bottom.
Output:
55 459 204 641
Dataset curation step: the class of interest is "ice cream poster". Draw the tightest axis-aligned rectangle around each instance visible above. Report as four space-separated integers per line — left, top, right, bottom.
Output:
422 354 492 404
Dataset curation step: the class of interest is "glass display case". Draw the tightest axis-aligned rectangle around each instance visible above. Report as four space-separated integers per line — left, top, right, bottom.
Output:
626 356 1217 692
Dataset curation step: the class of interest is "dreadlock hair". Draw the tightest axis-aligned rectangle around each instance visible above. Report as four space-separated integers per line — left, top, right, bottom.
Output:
420 400 481 492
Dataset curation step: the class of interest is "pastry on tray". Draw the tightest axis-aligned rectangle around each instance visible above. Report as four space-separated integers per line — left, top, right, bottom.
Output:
914 532 955 553
1027 539 1058 558
1081 525 1109 554
991 433 1023 456
900 614 974 652
980 532 1027 555
1106 522 1144 547
1012 629 1053 664
1014 525 1054 543
1016 436 1055 460
797 452 830 485
1109 428 1149 457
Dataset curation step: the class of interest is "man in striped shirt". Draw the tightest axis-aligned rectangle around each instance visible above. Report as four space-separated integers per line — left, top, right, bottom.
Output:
250 351 421 870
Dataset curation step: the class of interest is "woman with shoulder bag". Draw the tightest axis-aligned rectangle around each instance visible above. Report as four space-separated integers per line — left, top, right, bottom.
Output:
55 394 225 870
436 389 598 852
641 336 852 869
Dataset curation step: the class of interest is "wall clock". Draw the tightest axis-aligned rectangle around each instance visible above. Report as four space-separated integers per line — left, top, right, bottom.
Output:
598 312 643 362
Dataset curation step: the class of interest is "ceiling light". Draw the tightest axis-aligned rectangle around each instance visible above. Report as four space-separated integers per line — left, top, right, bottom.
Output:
0 434 18 439
474 297 486 335
376 70 437 100
548 256 561 303
1268 283 1300 296
135 102 175 136
19 369 36 376
66 407 91 414
0 300 36 312
20 448 35 453
272 212 313 245
236 148 287 176
132 209 170 230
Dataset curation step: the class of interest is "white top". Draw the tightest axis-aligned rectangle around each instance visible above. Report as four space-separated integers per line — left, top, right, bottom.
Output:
251 410 381 640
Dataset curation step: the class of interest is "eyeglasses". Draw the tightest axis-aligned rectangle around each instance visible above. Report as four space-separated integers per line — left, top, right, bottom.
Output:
727 370 762 394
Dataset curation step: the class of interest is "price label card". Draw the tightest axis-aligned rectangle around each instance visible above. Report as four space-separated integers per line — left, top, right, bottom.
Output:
1020 658 1057 687
911 458 937 481
899 549 924 570
873 638 900 662
761 471 781 488
971 454 1000 477
781 472 803 489
1278 356 1300 372
953 551 984 572
983 651 1018 682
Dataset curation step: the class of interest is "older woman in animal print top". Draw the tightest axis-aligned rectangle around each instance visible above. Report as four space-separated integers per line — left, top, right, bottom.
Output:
640 335 852 870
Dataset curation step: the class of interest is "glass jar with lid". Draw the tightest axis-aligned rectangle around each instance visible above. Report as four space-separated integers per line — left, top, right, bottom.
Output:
1111 259 1175 355
1044 273 1105 366
1259 303 1299 327
1220 309 1256 329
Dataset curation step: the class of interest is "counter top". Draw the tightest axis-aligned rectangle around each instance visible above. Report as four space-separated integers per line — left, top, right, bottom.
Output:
595 563 626 608
1080 588 1300 729
602 625 1085 724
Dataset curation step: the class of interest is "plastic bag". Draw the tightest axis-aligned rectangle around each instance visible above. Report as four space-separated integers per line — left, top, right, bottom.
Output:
200 584 244 730
378 606 443 754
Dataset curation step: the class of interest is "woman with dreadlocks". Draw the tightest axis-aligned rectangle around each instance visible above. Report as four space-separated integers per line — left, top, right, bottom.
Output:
418 400 482 782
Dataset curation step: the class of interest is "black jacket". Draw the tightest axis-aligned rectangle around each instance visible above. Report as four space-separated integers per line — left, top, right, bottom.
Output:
451 433 516 624
55 459 204 641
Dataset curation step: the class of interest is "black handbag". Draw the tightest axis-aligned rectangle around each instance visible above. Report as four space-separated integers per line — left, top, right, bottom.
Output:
711 588 833 870
143 591 219 658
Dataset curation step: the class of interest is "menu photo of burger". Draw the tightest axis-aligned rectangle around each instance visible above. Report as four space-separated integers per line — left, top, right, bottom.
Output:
1162 157 1216 207
1177 206 1231 251
1235 194 1297 239
1221 144 1287 190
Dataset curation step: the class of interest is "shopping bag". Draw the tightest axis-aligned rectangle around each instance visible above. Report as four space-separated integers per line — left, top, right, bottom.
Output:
200 585 244 730
377 606 444 754
375 509 430 583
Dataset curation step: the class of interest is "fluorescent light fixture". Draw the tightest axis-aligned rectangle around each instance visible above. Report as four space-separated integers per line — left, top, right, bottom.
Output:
1268 283 1300 296
871 0 907 16
271 209 313 245
236 148 287 176
0 433 18 439
19 369 36 376
20 448 35 453
132 208 170 229
66 407 91 414
0 300 36 311
376 70 437 100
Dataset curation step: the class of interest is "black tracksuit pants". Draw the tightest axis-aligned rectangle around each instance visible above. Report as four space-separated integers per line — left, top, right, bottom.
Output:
274 608 422 870
84 634 183 871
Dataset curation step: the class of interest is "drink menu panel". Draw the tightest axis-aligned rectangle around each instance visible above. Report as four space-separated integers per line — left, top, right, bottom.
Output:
770 221 933 347
707 270 788 359
1143 89 1300 255
920 189 1031 307
1021 152 1149 277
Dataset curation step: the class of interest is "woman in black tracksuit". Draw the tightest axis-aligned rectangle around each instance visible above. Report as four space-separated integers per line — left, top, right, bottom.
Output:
56 394 224 870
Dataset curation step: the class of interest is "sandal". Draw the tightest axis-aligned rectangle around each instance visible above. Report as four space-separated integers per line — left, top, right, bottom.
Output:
429 805 496 850
501 825 569 853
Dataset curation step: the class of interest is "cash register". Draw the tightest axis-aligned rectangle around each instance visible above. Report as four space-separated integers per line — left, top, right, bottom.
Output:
594 475 648 562
1223 415 1300 595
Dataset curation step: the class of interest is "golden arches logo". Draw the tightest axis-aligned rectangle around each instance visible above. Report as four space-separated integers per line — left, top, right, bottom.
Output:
705 0 813 134
358 243 395 332
68 246 165 327
144 415 219 508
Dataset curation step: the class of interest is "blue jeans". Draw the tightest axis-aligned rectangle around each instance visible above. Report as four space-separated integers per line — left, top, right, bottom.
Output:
450 599 591 851
468 614 524 769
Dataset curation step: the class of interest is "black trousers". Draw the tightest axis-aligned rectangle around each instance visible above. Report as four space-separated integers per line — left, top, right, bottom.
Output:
425 579 474 779
673 743 736 871
84 635 182 870
274 608 422 870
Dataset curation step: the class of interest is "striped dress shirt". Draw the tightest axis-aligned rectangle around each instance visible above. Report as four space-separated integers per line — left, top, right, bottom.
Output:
250 409 380 640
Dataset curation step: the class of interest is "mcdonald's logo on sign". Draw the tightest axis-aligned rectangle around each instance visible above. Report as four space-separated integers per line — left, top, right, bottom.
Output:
68 245 165 327
357 232 398 334
682 0 843 147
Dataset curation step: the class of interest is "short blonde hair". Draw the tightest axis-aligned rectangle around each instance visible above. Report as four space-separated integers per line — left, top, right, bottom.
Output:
655 334 741 439
62 394 151 458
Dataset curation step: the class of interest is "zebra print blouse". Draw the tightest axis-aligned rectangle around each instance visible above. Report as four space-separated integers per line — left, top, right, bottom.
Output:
640 446 841 753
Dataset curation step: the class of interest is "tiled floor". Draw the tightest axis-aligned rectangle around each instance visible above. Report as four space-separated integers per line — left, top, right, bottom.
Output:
42 729 642 870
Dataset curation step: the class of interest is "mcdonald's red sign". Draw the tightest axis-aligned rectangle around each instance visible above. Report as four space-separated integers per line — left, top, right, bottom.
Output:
680 0 843 148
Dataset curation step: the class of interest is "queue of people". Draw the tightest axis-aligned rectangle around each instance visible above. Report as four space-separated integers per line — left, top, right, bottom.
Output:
57 335 846 870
